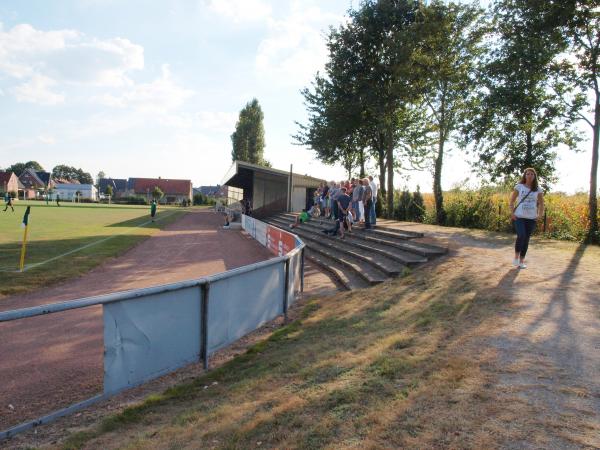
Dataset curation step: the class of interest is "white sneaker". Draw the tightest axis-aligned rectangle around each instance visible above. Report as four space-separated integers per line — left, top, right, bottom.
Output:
518 262 527 269
512 258 519 267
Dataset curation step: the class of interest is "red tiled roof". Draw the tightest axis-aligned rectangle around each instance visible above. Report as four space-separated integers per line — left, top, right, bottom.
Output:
132 178 192 195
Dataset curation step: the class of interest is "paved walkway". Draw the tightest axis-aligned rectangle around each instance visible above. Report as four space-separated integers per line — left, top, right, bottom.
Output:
0 210 337 431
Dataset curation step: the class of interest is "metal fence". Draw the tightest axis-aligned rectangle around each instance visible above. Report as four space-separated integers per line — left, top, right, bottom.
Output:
0 218 304 439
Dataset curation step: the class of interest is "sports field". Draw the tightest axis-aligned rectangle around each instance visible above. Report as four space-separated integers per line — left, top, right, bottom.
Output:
0 200 186 298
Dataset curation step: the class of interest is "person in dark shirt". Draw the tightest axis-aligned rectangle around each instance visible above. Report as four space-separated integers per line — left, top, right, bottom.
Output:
336 187 352 239
3 193 14 212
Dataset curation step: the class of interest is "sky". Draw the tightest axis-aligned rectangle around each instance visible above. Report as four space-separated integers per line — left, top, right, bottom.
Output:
0 0 595 194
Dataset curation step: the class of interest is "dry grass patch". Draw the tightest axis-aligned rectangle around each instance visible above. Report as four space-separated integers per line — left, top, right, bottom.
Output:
56 257 518 449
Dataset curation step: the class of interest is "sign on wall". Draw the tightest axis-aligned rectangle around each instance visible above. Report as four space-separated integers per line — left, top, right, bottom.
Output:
266 225 296 256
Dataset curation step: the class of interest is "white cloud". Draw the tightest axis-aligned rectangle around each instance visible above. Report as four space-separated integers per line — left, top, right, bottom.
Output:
92 65 194 113
206 0 272 23
13 74 64 105
0 22 144 104
37 135 56 145
255 4 344 86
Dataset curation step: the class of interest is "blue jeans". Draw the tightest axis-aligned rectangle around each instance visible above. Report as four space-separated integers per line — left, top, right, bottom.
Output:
514 218 536 258
370 200 376 225
364 199 373 229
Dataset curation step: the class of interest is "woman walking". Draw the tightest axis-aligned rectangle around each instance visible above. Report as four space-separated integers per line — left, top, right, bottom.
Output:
509 168 544 269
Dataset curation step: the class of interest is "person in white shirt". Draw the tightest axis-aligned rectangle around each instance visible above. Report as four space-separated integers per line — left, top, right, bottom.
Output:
368 175 378 226
508 168 544 269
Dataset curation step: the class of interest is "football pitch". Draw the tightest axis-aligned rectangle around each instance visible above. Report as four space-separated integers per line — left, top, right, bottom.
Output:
0 201 187 298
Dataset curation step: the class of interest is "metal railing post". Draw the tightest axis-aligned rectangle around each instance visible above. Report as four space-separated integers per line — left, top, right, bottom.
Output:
300 247 305 293
200 282 210 370
283 258 290 321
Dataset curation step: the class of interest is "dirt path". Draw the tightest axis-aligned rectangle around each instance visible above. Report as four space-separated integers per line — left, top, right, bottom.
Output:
379 219 600 448
0 209 338 432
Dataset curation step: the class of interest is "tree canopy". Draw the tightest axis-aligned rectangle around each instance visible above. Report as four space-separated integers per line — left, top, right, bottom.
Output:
6 161 44 177
231 99 270 167
52 165 94 184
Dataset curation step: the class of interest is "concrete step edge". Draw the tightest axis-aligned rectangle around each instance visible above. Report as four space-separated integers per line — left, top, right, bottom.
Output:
265 218 401 277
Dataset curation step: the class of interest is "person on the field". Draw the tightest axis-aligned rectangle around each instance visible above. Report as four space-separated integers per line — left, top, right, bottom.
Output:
56 194 61 207
3 193 14 212
150 199 157 222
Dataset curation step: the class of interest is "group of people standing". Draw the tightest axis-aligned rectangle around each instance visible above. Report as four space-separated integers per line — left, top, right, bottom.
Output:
301 176 379 238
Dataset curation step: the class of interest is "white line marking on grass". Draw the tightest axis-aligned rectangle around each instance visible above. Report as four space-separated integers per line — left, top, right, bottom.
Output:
0 211 179 273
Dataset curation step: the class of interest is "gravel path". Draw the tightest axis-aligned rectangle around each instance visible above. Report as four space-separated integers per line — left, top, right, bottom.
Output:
379 219 600 448
0 210 333 431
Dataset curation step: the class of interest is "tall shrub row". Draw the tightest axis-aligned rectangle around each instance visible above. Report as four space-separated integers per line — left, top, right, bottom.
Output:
419 190 598 242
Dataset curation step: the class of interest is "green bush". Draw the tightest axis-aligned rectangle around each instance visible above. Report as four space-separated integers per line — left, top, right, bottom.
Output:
117 196 148 205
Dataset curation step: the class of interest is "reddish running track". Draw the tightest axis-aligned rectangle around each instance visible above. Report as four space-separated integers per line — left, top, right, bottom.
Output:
0 209 275 430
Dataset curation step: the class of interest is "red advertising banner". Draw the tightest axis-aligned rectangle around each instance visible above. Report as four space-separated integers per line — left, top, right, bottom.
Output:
266 225 297 256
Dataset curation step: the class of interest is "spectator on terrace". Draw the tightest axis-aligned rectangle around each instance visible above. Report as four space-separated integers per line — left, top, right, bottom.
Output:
323 190 329 218
362 178 373 229
290 209 311 229
320 182 329 215
330 182 342 220
368 175 378 226
336 187 353 239
351 179 362 222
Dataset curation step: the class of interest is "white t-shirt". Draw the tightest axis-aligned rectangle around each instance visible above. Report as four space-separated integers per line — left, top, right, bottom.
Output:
370 180 378 200
514 183 540 219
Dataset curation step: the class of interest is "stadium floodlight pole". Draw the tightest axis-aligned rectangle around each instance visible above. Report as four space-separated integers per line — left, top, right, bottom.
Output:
19 206 31 272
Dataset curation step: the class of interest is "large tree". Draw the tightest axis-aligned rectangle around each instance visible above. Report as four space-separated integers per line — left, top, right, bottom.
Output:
6 161 44 176
411 1 486 224
556 0 600 243
52 165 93 184
231 98 269 166
466 0 580 188
296 0 425 217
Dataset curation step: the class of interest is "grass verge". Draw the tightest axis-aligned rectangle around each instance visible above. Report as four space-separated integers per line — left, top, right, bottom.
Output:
58 257 516 449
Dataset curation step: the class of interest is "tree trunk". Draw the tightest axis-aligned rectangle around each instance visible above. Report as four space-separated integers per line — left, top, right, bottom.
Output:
525 129 533 168
588 92 599 243
359 148 366 178
434 129 446 225
386 137 394 219
377 147 386 200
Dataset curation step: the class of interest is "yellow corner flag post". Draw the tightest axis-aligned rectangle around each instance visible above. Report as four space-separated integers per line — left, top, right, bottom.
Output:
19 206 31 272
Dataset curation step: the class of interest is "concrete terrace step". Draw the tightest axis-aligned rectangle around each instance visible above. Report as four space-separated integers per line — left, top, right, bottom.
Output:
264 219 387 286
304 249 370 290
270 217 427 266
268 218 406 276
275 214 444 259
280 213 421 240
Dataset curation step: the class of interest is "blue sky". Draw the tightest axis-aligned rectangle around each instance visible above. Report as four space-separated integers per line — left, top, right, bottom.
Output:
0 0 594 193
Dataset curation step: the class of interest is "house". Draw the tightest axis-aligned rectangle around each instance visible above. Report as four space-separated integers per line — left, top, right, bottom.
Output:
98 178 127 198
0 171 20 196
54 183 98 201
126 178 192 204
18 169 53 199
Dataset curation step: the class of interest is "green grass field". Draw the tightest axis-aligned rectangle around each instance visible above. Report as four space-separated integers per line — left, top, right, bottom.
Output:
0 200 187 299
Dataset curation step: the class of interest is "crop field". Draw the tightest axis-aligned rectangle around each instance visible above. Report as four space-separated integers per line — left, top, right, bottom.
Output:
0 201 186 298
